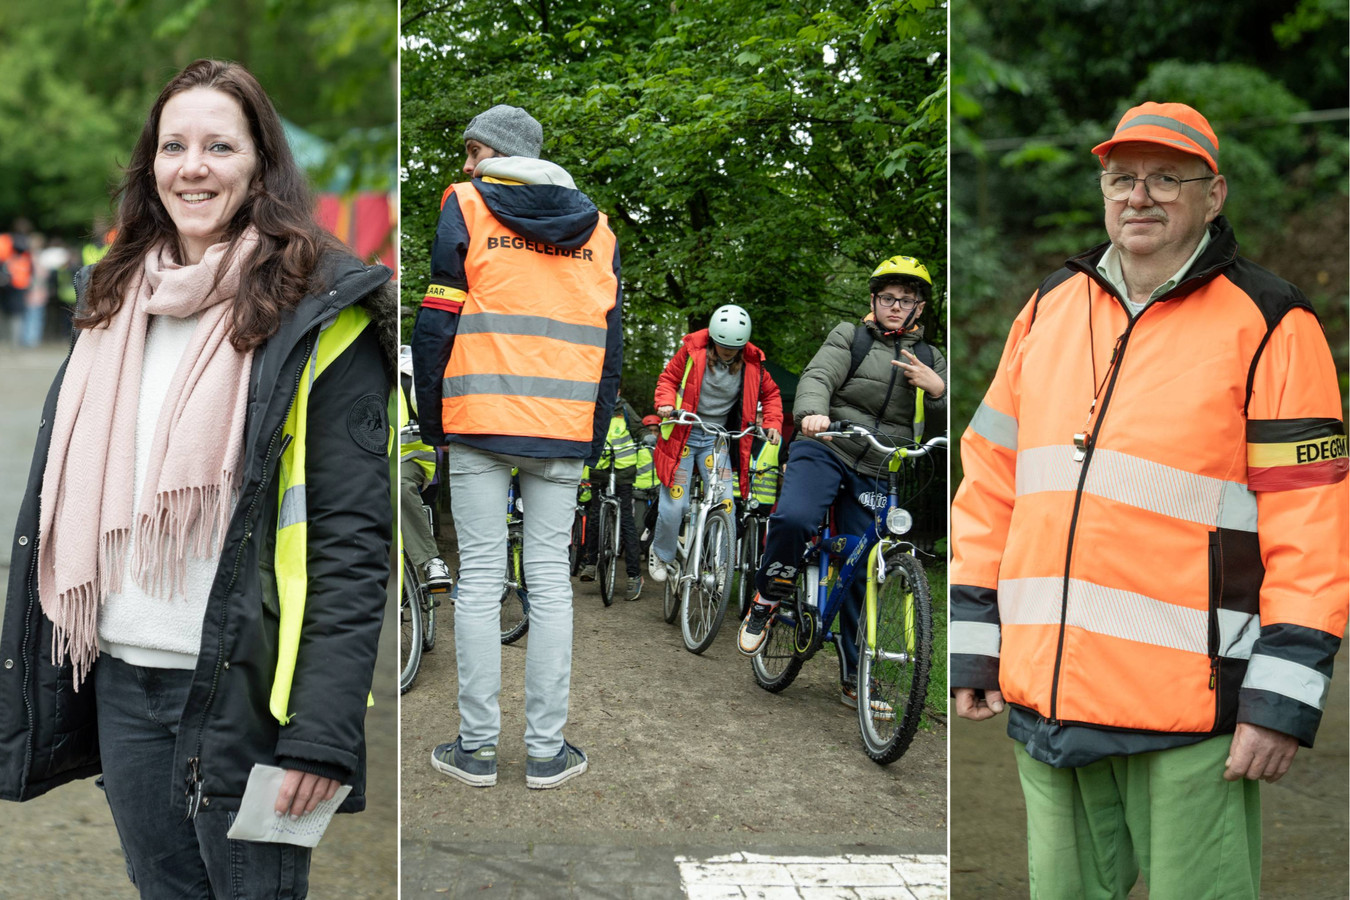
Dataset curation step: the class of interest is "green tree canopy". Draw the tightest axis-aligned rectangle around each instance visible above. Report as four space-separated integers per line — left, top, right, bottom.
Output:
0 0 395 238
401 0 947 406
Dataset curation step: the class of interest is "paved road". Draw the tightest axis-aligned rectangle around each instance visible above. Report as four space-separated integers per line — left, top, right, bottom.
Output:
401 543 949 897
0 343 398 898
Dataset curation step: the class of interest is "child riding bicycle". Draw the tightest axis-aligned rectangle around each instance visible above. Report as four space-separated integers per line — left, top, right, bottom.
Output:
738 255 948 712
648 305 783 584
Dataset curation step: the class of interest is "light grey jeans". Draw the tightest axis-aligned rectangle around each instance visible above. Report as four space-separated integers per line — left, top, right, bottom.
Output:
448 443 583 758
652 428 732 566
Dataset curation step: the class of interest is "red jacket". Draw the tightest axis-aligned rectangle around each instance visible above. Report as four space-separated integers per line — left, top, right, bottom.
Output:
652 329 783 498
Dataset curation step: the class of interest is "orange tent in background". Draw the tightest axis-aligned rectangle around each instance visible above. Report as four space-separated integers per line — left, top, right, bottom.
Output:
315 192 396 269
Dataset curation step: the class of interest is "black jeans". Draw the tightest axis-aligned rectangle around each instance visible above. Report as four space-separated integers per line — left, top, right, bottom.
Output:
95 655 312 899
584 470 641 577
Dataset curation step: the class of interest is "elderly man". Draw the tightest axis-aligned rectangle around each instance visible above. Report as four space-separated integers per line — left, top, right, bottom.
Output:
950 102 1347 898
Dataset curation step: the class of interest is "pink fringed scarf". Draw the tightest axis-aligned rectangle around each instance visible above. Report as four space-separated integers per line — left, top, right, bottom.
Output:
38 231 258 685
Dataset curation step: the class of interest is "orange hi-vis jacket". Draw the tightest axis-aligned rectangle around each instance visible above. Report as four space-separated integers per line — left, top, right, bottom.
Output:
950 218 1347 758
438 183 616 443
412 168 622 461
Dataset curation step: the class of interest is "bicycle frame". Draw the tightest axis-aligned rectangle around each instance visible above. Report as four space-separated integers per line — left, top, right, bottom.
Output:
784 430 945 671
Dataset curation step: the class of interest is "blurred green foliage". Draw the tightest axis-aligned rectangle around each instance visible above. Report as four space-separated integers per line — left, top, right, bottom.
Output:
0 0 395 238
951 0 1350 483
400 0 947 407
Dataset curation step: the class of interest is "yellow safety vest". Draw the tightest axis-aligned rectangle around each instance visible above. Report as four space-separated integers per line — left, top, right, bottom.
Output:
606 415 638 469
634 445 658 490
732 441 781 507
270 305 377 725
398 388 437 481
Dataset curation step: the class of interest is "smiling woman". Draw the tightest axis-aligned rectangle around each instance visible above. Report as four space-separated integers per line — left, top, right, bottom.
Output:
0 58 396 899
154 88 260 265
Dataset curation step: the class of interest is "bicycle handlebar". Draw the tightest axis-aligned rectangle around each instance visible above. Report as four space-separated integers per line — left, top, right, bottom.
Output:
663 409 763 441
816 421 949 459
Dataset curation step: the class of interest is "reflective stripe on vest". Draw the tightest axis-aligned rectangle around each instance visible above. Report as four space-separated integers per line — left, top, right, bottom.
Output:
751 441 780 505
441 183 617 442
398 389 437 480
606 415 638 469
271 305 373 725
634 446 657 489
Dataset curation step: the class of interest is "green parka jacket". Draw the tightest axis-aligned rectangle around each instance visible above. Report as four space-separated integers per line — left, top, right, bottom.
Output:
793 317 947 472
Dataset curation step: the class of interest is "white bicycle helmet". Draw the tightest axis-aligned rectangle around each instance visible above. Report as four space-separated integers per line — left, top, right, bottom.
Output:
708 304 751 348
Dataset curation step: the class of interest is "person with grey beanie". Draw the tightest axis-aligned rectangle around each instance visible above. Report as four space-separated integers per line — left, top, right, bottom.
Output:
412 103 623 792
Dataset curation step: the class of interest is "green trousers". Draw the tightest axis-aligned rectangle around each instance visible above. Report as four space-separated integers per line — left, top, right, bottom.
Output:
1015 736 1261 900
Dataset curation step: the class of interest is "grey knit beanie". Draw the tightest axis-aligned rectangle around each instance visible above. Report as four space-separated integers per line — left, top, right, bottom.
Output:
463 105 543 159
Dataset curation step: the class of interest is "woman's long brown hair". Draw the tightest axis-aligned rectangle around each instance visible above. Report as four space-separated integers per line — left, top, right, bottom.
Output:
79 59 341 350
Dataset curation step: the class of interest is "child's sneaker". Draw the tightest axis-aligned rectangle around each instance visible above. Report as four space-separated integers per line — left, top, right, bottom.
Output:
737 596 777 656
841 679 895 719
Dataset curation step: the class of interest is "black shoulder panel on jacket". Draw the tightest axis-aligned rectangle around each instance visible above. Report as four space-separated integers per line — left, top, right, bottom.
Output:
1222 255 1317 416
1030 266 1077 326
1222 256 1316 328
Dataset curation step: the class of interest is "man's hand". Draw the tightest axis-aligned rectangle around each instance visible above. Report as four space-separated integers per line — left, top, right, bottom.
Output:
954 687 1005 721
1223 722 1298 783
893 350 944 397
275 769 342 818
800 414 832 438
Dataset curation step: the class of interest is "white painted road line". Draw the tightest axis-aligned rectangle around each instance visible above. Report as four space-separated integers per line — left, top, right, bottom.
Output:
676 852 948 899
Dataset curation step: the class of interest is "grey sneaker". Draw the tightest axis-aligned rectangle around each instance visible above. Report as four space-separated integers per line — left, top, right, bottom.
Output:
431 738 497 787
625 575 643 601
579 564 597 582
526 739 588 789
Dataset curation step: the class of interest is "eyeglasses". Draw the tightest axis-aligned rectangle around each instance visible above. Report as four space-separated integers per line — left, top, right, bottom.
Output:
1099 172 1215 202
873 294 922 310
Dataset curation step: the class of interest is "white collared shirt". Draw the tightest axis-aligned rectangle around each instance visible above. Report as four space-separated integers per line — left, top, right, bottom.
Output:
1096 229 1211 317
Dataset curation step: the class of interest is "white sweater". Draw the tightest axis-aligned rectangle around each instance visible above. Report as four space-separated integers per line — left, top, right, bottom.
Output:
99 313 224 669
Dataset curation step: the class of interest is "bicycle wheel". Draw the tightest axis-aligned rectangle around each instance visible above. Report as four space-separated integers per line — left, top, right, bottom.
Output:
400 554 424 695
662 570 680 624
500 530 530 645
750 569 805 692
422 589 438 652
734 515 761 619
681 507 733 654
857 548 932 765
598 501 619 607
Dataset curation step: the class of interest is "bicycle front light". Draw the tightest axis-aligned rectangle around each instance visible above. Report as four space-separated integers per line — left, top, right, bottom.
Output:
886 508 913 535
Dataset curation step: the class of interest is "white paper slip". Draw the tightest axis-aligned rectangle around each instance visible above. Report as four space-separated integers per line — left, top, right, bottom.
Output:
225 764 351 848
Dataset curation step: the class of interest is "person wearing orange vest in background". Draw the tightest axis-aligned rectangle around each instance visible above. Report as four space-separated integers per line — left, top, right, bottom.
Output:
949 102 1348 898
412 104 622 791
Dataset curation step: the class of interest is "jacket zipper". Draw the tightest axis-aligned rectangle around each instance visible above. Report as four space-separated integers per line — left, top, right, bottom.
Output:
1047 288 1137 723
184 329 315 816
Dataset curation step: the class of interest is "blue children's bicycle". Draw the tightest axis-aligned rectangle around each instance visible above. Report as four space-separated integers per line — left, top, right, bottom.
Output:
750 422 946 764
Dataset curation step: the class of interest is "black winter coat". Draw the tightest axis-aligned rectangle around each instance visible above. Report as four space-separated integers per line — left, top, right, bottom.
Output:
0 251 396 815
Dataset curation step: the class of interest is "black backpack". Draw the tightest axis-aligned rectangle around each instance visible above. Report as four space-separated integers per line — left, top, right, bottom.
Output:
844 323 934 383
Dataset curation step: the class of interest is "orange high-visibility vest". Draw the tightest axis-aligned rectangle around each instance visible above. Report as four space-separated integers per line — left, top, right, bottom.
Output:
441 183 617 443
950 230 1347 744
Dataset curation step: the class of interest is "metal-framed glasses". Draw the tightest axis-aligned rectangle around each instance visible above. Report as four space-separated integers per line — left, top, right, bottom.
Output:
873 293 922 310
1099 172 1215 202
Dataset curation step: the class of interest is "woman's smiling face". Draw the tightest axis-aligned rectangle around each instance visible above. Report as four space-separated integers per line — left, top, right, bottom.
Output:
154 87 259 264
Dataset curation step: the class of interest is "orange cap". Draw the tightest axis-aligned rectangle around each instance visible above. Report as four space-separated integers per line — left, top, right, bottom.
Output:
1091 102 1219 172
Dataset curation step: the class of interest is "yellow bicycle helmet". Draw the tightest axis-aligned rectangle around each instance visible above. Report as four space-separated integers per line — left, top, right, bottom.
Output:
869 254 932 303
871 255 932 284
